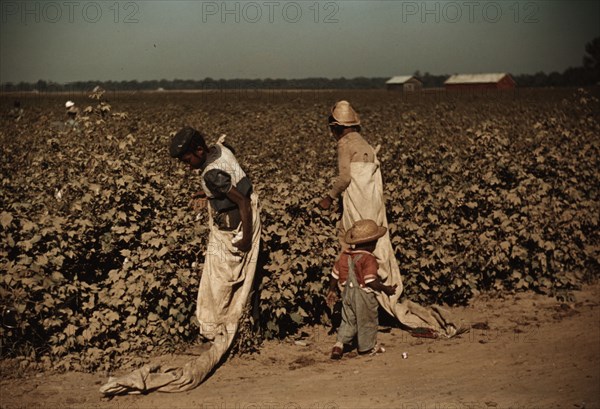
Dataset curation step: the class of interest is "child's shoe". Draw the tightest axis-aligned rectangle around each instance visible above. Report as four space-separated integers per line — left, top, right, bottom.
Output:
359 343 385 356
369 343 385 356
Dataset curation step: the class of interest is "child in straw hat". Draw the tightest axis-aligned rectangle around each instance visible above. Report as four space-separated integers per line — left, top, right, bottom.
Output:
327 219 397 360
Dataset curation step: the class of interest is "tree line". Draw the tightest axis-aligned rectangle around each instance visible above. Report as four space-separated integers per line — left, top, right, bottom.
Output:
2 38 598 93
0 71 595 94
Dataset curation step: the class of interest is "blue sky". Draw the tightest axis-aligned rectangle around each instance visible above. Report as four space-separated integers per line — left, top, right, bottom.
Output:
1 0 598 83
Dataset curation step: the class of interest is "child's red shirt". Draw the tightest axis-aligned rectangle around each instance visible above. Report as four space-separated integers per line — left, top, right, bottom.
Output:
332 249 378 290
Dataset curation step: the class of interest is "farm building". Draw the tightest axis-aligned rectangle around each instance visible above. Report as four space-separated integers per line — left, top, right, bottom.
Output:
444 73 516 90
385 75 423 92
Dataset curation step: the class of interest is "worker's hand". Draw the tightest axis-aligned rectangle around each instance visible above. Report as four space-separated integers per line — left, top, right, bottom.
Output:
189 191 207 212
326 289 338 307
318 195 333 210
384 284 398 296
233 237 252 253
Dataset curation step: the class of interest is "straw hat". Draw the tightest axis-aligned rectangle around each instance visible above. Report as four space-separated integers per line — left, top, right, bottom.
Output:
345 219 387 245
65 100 75 108
329 100 360 127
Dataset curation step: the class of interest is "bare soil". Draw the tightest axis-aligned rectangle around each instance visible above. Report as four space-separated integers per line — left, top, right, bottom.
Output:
1 283 598 409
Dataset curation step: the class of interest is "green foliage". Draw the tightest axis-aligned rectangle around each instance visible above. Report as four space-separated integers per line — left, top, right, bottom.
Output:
257 180 339 339
0 88 598 371
0 101 204 371
380 89 600 304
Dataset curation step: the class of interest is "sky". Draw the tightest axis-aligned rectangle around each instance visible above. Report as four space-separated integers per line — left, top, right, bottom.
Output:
0 0 599 84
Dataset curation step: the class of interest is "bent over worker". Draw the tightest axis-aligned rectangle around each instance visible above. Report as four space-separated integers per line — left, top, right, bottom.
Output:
99 127 262 395
170 126 261 342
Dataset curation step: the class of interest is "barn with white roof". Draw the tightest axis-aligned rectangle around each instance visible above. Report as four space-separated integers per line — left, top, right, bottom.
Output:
385 75 423 92
444 73 516 90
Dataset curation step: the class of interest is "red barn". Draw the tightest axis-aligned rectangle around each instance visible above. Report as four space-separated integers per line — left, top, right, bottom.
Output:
444 73 516 91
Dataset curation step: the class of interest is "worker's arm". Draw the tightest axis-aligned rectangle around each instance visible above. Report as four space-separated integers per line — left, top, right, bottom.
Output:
225 186 253 252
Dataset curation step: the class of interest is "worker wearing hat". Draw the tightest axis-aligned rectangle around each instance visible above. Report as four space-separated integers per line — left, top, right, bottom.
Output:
318 100 375 246
317 101 459 341
169 127 261 348
65 100 79 121
169 126 255 252
317 100 409 341
327 219 397 359
319 100 374 211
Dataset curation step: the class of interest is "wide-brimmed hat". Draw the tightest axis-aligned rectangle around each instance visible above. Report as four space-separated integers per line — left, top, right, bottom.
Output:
65 100 75 108
345 219 387 245
329 100 360 127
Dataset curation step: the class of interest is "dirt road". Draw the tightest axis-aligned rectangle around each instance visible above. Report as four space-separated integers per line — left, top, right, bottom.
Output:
1 283 598 409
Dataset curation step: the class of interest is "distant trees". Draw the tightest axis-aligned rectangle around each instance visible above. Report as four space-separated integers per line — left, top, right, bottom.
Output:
413 71 447 88
2 38 598 92
0 77 391 92
583 36 600 82
514 36 600 87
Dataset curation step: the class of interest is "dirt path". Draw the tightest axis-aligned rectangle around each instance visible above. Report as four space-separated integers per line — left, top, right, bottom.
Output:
1 283 598 409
